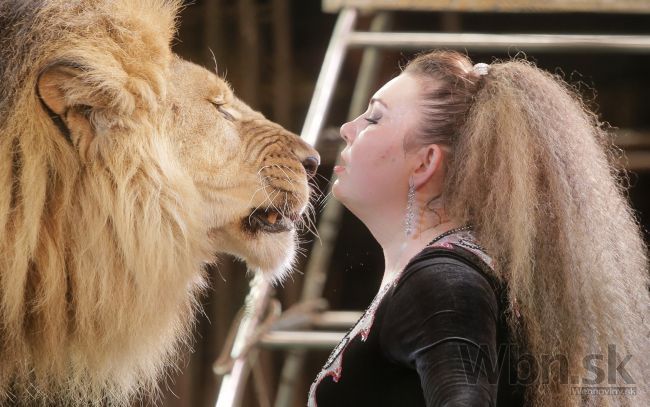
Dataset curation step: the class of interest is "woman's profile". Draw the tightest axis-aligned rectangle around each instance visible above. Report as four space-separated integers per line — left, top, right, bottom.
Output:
308 50 649 406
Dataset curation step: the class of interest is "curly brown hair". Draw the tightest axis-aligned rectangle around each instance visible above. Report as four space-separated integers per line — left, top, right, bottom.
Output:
404 50 649 406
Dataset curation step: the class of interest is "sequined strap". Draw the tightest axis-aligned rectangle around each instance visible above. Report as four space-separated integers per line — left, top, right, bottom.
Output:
428 229 496 271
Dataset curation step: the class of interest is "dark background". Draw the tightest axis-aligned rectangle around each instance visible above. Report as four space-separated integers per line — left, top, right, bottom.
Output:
157 1 650 406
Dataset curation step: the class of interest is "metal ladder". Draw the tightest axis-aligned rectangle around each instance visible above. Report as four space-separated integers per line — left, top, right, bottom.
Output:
215 2 650 406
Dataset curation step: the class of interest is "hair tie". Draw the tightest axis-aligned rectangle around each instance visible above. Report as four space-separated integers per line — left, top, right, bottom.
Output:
473 62 490 76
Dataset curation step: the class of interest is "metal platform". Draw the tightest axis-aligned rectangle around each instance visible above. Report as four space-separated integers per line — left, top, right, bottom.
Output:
323 0 650 14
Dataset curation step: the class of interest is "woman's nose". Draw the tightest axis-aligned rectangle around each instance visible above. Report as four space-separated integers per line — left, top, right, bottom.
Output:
339 121 355 143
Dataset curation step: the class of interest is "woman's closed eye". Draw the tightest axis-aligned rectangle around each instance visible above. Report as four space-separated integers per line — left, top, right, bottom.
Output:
364 115 380 125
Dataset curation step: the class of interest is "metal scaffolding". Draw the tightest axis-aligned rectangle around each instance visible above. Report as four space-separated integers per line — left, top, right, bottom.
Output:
215 2 650 406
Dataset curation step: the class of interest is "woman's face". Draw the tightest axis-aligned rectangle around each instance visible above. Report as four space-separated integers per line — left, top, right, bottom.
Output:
333 73 422 213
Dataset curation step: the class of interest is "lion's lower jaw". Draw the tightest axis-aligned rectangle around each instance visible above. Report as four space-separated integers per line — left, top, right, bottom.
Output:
222 232 298 285
254 243 298 285
245 245 298 286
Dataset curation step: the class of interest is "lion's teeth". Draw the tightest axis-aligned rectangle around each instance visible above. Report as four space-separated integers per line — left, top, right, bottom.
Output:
267 211 278 224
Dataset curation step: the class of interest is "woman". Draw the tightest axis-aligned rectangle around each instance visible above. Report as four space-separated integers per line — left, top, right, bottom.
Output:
308 50 649 406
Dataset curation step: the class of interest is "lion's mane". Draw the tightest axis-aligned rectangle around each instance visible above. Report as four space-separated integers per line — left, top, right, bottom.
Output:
0 1 213 404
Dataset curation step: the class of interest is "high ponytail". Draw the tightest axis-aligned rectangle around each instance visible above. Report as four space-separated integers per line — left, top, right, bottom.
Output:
405 51 649 406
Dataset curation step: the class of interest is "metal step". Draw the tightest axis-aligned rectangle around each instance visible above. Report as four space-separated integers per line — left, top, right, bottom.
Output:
260 331 345 350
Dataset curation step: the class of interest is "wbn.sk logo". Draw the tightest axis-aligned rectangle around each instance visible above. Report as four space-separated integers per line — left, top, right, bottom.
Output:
457 343 637 395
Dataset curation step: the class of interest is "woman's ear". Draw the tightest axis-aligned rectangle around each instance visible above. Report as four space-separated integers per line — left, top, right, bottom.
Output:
410 144 445 189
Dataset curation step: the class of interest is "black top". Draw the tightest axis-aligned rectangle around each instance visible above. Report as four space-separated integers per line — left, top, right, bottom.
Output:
309 243 526 407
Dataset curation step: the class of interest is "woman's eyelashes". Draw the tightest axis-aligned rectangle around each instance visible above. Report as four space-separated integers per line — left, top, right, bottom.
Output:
364 115 381 125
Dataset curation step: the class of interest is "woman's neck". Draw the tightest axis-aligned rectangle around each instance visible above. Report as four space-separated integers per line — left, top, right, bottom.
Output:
378 213 462 290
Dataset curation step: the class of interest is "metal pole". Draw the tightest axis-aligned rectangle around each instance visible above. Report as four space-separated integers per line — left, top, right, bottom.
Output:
347 12 392 120
347 32 650 52
300 8 357 146
215 272 273 407
273 12 391 407
271 0 292 126
215 8 351 401
261 331 345 350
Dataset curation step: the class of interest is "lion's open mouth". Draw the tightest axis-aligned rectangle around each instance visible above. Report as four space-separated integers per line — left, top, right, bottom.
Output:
244 207 298 234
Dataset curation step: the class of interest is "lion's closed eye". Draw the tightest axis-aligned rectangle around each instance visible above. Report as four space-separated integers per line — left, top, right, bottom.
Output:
210 99 236 121
218 106 235 121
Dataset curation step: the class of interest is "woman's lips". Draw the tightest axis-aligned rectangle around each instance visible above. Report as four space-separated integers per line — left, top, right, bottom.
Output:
333 165 346 174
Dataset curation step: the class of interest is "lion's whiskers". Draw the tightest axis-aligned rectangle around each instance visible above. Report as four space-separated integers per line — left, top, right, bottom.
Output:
254 165 324 242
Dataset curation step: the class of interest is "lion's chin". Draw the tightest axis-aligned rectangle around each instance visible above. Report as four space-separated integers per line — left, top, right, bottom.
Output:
209 226 297 284
242 233 297 284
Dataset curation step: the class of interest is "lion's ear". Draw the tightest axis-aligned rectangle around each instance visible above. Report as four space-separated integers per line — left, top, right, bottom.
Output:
37 63 96 151
37 64 78 116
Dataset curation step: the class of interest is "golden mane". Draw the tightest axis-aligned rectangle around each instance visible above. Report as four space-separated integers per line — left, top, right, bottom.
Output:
0 1 207 403
0 0 322 404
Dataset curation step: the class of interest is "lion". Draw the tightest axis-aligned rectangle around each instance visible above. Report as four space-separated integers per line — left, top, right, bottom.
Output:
0 0 319 405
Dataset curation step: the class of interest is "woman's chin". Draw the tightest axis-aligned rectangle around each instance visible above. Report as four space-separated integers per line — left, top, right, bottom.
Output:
331 183 359 214
331 181 345 202
331 179 339 195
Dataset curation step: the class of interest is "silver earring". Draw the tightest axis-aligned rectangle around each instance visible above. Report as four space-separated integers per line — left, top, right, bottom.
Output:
405 177 416 237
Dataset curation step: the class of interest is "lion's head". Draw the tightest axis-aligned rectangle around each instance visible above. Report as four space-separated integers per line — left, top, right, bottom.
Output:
0 0 318 404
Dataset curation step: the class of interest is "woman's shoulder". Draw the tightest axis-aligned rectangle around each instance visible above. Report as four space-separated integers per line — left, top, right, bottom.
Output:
380 243 502 367
395 243 500 299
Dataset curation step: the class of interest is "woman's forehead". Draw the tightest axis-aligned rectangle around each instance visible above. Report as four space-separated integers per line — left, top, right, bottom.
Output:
371 74 421 108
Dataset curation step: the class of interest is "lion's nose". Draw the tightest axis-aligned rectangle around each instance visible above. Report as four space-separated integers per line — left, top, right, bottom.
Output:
289 129 320 178
302 155 320 178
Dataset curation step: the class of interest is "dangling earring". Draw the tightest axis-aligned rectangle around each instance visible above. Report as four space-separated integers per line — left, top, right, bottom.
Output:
404 177 417 237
